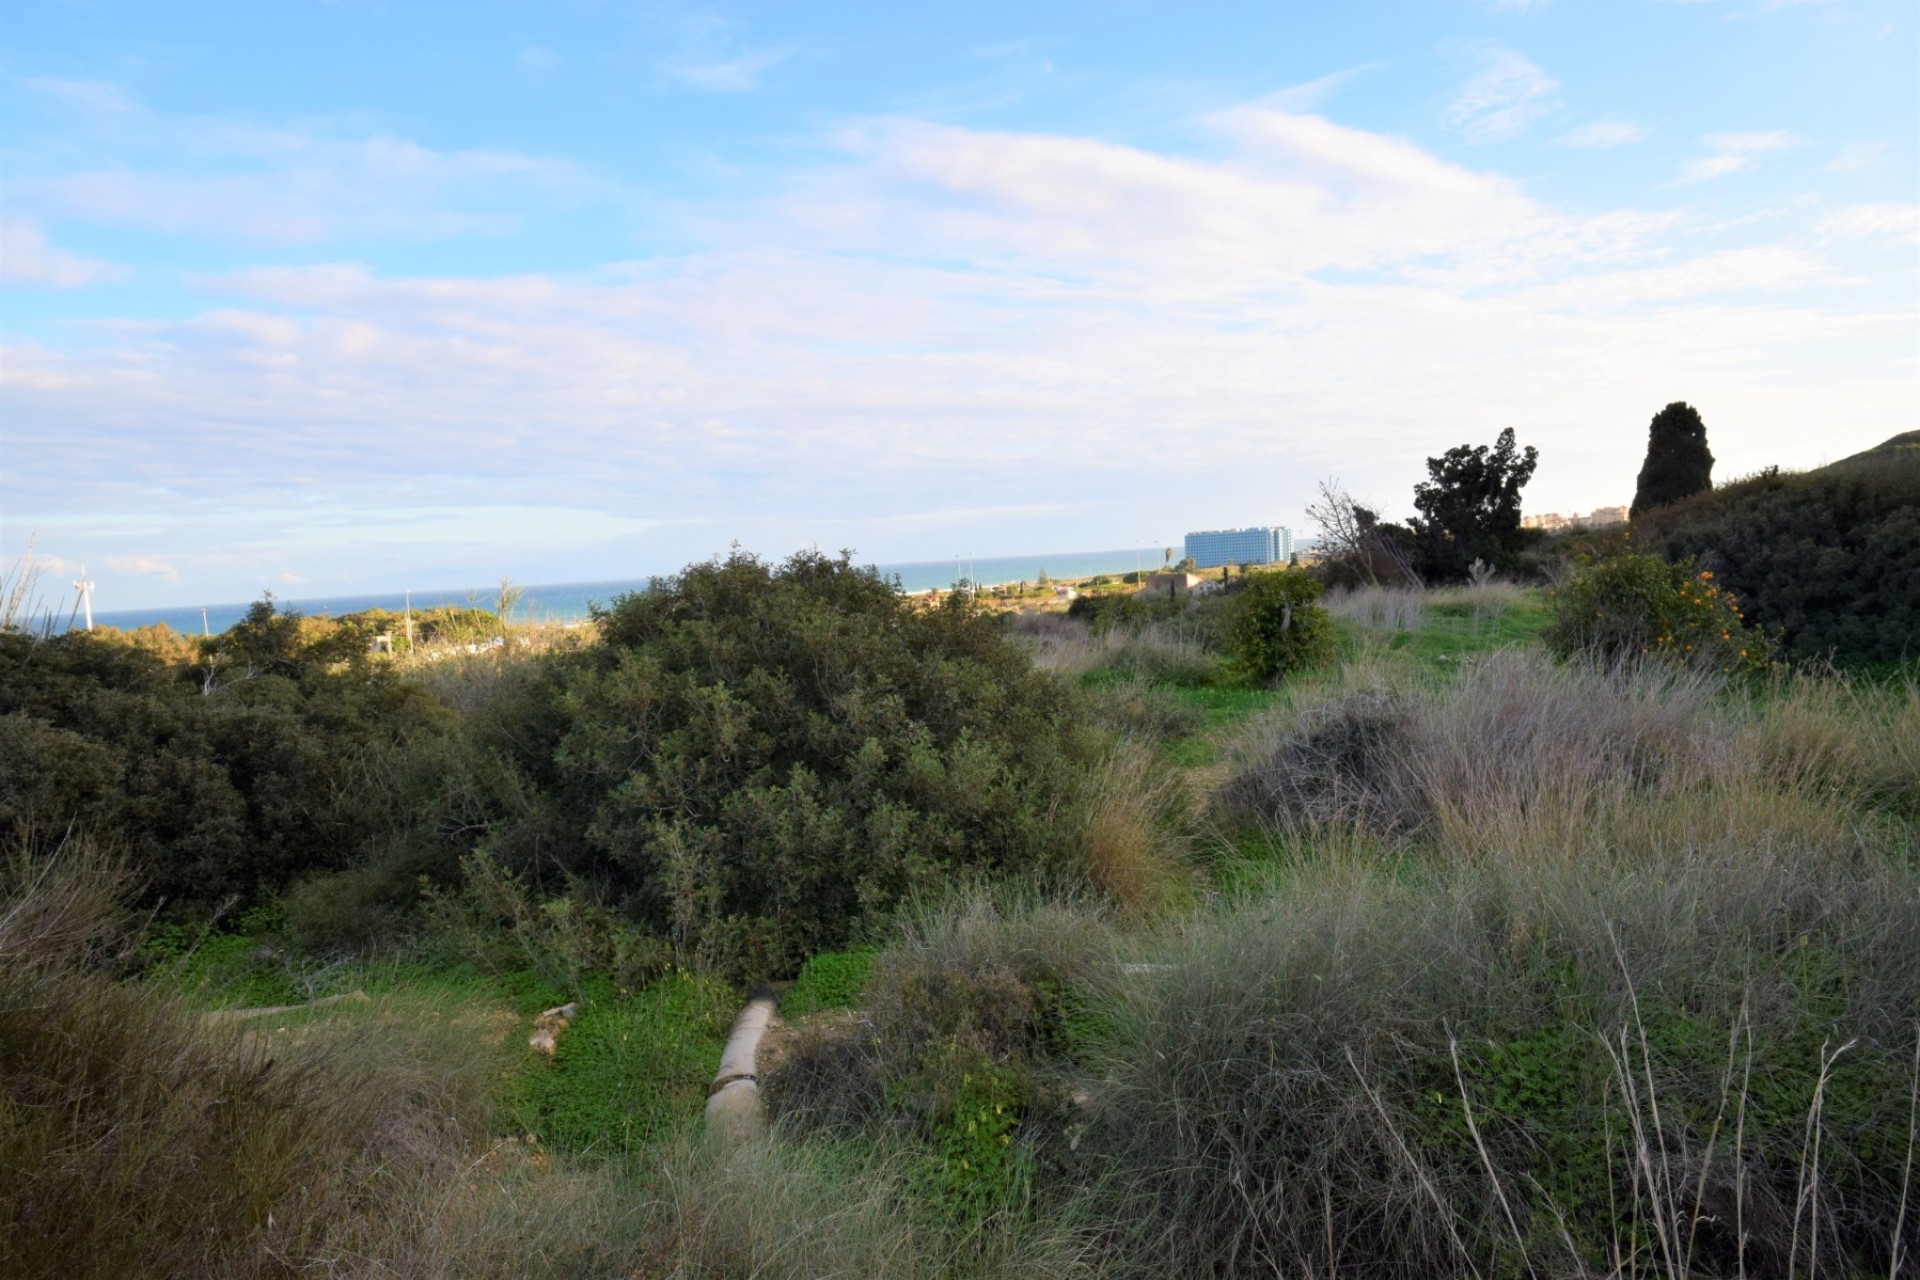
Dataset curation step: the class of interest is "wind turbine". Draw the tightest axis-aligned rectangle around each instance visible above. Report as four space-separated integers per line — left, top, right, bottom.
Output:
73 567 95 632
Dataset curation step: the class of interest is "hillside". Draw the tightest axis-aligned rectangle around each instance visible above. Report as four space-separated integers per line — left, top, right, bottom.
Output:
1632 432 1920 665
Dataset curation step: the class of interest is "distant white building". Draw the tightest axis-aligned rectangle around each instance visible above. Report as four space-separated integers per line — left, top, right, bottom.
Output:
1184 526 1293 569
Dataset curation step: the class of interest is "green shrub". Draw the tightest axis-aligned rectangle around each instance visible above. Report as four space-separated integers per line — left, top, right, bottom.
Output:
1546 550 1772 672
0 611 469 916
1220 568 1334 683
508 550 1096 978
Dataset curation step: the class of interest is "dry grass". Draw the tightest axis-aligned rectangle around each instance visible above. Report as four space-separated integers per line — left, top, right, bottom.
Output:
1012 612 1214 684
1069 740 1192 914
630 1131 1102 1280
1080 844 1919 1278
1213 647 1888 870
1322 584 1427 636
0 838 593 1279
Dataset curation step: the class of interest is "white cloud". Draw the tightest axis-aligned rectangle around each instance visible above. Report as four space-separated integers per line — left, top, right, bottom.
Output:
0 218 129 286
4 102 1909 599
1677 129 1798 183
1816 203 1920 245
12 86 585 244
1444 45 1559 143
815 110 1559 296
1553 119 1648 148
518 46 561 73
665 47 792 92
107 555 181 583
1827 140 1888 173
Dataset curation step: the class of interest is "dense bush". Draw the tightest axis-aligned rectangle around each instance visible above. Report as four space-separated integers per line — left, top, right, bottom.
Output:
1220 568 1334 683
483 550 1097 978
1064 590 1154 630
0 608 467 913
1631 433 1920 665
1545 550 1773 672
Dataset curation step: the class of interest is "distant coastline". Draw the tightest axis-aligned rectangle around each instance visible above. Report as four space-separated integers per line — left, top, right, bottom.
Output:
67 546 1177 636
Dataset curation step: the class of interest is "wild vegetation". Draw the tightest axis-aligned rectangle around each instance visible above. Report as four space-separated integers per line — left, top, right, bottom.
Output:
3 436 1915 1277
1630 432 1920 666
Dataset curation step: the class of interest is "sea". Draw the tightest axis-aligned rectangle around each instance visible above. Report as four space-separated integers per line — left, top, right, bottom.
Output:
71 547 1173 636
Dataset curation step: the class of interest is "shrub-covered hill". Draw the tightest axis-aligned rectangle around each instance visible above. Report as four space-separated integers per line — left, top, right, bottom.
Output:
1632 432 1920 665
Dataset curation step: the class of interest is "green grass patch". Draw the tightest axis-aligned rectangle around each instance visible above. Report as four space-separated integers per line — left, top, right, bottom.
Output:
1397 594 1550 668
782 946 877 1018
1158 682 1289 768
506 970 734 1156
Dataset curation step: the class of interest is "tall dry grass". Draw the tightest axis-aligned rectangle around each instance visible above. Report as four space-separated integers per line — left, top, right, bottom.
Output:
1067 740 1192 913
1013 612 1215 685
1064 647 1920 1276
632 1131 1103 1280
0 837 577 1279
1079 845 1920 1278
1214 647 1910 868
1322 584 1428 636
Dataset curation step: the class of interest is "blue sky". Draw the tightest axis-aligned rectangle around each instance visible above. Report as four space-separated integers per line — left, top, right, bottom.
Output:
3 0 1915 609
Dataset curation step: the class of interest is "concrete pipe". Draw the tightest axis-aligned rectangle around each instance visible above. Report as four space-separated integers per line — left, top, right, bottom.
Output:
704 988 778 1146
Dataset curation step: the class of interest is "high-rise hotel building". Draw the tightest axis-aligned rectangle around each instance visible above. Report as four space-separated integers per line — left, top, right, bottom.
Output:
1183 526 1294 569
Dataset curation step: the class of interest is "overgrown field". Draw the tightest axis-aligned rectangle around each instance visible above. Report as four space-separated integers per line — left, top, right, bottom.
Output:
3 559 1915 1278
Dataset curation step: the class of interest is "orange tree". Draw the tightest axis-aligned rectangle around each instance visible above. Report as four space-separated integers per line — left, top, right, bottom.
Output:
1546 550 1773 673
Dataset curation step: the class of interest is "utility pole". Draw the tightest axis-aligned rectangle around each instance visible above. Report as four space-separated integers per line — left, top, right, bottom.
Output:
404 590 414 649
201 607 210 637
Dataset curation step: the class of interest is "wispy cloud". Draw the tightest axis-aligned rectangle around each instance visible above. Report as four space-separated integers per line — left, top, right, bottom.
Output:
0 218 129 286
1260 64 1386 112
664 46 793 92
1816 202 1920 244
1677 129 1797 183
518 46 561 73
1553 119 1648 148
1444 44 1559 142
1826 140 1888 173
106 555 181 583
12 85 585 244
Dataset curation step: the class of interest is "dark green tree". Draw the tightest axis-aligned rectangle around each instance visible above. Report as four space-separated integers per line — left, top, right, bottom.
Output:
1631 401 1714 517
1408 428 1539 583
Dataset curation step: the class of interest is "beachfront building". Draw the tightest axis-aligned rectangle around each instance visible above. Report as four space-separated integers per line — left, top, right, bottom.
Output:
1183 526 1294 570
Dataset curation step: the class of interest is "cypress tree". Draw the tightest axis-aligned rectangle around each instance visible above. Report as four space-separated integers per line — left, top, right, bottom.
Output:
1632 401 1714 517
